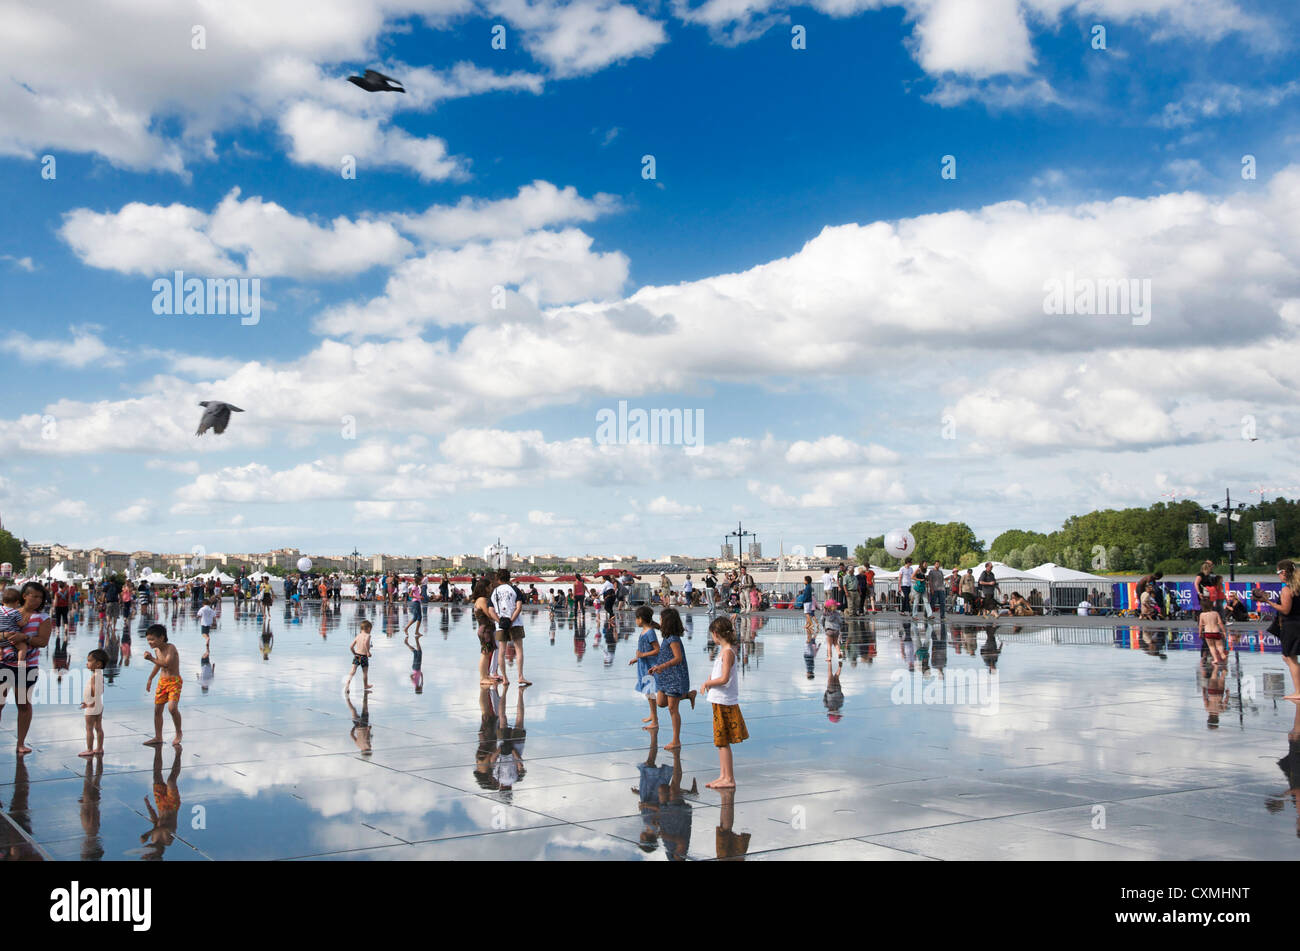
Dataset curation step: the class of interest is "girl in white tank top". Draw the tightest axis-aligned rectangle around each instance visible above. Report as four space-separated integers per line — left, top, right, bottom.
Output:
701 616 748 789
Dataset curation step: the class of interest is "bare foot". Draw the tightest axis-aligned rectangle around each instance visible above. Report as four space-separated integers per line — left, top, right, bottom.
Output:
519 679 532 687
172 735 183 747
687 690 697 710
642 716 655 723
643 724 659 731
143 738 163 746
78 749 95 758
711 779 736 788
664 741 681 750
705 778 723 788
94 748 104 755
16 744 32 754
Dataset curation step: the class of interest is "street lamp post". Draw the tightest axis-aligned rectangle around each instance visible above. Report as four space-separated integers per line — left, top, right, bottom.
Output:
1210 489 1248 583
726 522 756 576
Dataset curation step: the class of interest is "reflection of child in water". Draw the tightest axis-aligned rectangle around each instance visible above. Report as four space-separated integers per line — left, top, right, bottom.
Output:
198 650 214 694
346 693 371 755
79 755 104 862
405 634 424 694
823 664 844 722
803 635 818 680
714 788 751 861
140 745 182 861
1201 664 1229 729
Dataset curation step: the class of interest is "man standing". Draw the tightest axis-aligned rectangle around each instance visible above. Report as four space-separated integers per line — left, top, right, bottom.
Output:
926 561 946 619
704 569 717 615
977 562 999 615
898 558 915 615
848 567 863 616
863 566 876 612
103 576 121 631
683 574 694 608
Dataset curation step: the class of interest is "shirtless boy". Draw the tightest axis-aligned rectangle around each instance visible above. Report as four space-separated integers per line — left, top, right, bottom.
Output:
143 623 183 747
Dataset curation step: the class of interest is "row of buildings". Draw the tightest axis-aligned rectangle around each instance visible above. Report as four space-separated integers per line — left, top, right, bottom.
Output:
18 540 855 579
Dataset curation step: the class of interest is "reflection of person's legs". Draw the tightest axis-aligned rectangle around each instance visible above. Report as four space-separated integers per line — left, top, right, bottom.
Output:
1284 654 1300 699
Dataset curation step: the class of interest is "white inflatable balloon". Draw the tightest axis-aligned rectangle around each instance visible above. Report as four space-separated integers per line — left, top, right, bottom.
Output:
883 529 916 560
297 557 313 573
141 567 153 578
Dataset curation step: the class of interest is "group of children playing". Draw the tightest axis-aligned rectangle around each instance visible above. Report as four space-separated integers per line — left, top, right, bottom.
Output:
632 607 747 789
78 623 184 757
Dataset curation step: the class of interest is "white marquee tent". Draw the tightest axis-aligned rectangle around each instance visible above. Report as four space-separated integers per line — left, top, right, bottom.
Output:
1024 563 1110 585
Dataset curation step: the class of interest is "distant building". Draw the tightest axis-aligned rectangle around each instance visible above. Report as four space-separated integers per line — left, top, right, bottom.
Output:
815 544 848 560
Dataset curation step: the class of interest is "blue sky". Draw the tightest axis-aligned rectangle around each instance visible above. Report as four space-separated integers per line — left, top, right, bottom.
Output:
2 0 1299 560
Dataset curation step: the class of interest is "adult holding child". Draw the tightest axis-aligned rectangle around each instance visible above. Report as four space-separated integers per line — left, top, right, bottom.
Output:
0 582 52 755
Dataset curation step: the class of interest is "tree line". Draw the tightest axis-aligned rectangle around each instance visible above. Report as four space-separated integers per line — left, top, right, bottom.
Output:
854 498 1300 575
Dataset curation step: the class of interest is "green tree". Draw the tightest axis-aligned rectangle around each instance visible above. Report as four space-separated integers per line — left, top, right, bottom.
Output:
1154 557 1187 575
1061 547 1085 571
957 551 982 570
868 547 896 569
1021 543 1050 568
0 530 24 573
1132 543 1156 572
989 529 1048 560
908 521 983 567
1004 548 1024 569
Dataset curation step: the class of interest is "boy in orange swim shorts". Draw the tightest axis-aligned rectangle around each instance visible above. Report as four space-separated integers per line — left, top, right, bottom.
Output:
143 623 183 748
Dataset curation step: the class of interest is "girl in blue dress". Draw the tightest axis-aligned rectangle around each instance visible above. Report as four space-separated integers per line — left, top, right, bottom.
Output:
649 608 696 750
630 607 661 730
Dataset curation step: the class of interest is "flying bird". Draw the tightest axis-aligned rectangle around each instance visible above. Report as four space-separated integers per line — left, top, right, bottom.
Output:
196 401 243 436
347 69 405 93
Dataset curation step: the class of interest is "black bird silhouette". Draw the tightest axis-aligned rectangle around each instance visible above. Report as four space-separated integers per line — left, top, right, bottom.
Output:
347 69 406 93
196 401 243 436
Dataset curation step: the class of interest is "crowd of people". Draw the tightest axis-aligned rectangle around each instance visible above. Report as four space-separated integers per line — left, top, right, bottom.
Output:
4 557 1299 795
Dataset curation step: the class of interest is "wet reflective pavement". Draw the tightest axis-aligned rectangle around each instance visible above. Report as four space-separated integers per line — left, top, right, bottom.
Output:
3 602 1299 861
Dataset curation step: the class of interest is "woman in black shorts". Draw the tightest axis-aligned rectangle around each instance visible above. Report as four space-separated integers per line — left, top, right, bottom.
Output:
1263 560 1300 701
473 579 498 686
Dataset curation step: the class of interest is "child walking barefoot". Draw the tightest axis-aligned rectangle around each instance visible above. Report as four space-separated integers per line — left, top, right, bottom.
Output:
345 619 373 693
142 624 183 748
700 616 747 789
649 608 696 750
1199 608 1228 665
630 606 661 731
79 648 108 757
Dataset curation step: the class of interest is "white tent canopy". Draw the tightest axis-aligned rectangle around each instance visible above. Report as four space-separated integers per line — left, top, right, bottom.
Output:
1024 563 1110 585
957 561 1041 583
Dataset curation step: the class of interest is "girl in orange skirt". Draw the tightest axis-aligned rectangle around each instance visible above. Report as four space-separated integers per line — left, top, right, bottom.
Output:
701 616 747 788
